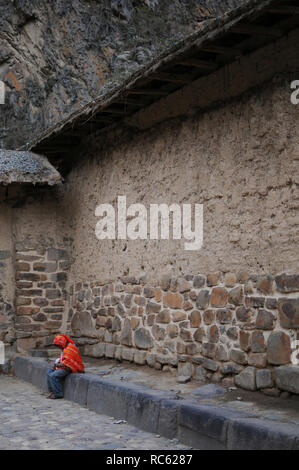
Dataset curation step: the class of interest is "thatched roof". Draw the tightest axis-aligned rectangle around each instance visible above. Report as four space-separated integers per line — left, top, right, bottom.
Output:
0 150 62 186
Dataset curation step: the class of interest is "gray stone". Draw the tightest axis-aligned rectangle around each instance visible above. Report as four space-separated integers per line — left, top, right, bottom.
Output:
64 373 90 406
115 345 122 361
193 275 205 288
178 403 248 451
178 376 191 384
220 362 244 375
196 290 210 309
278 298 299 329
134 350 147 365
84 342 105 358
274 366 299 395
178 361 193 380
235 367 256 391
267 331 291 365
120 318 133 346
12 355 299 451
275 273 299 293
216 345 229 362
256 309 275 330
105 343 116 358
134 328 153 350
146 353 156 368
122 348 134 362
71 311 97 338
230 349 248 365
112 315 122 331
0 250 11 260
227 417 299 450
256 369 273 389
203 358 219 372
194 365 208 382
47 248 69 260
191 384 226 398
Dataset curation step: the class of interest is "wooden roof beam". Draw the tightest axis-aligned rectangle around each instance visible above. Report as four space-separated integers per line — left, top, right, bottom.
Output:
37 148 72 154
265 5 299 15
64 130 90 137
99 109 128 115
200 45 242 56
115 98 146 106
127 89 169 96
231 23 282 37
88 116 114 123
150 72 191 84
175 58 217 70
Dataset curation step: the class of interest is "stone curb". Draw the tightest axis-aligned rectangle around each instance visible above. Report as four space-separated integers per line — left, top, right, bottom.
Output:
14 356 299 450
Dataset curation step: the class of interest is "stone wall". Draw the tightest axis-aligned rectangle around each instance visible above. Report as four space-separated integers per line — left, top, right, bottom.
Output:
0 200 15 372
14 246 70 353
0 249 14 347
69 271 299 394
51 28 299 394
1 18 298 395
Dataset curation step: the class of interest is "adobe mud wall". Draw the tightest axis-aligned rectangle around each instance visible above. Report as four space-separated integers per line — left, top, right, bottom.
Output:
53 28 299 394
57 78 298 281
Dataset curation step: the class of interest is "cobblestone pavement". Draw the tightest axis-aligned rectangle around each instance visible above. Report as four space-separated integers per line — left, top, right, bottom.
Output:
0 376 190 450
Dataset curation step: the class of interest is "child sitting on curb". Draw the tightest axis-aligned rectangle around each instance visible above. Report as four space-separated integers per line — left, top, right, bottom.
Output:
46 334 84 399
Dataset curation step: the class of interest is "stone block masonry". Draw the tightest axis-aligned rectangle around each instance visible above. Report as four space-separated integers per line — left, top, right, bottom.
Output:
68 271 299 396
0 250 14 346
14 247 70 352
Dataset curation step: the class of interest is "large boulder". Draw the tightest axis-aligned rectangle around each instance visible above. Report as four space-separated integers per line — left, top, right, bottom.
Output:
274 366 299 395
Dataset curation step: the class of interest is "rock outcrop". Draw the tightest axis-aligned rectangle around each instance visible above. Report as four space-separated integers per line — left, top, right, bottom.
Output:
0 0 243 149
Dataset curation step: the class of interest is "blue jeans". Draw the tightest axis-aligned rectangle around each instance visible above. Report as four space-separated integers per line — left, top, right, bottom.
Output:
47 368 71 398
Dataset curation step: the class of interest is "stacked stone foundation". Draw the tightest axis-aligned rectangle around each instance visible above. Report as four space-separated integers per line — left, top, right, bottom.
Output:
68 271 299 396
0 250 14 346
14 246 70 352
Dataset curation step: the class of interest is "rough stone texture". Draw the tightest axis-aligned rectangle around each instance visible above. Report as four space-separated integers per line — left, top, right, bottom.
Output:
267 332 291 366
0 375 189 450
274 366 299 395
1 0 243 149
248 353 267 368
13 246 70 352
256 309 275 330
275 274 299 293
134 328 153 350
230 349 248 365
235 367 256 391
210 288 228 308
278 298 299 329
251 331 265 353
178 362 193 380
256 369 273 390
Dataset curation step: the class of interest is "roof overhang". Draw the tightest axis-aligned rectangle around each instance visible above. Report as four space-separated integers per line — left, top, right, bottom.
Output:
23 0 299 173
0 150 62 186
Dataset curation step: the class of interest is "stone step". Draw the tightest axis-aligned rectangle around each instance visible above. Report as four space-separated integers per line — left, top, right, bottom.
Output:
13 356 299 450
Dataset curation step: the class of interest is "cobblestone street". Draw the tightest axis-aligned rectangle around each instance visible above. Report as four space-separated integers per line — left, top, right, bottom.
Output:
0 376 190 450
